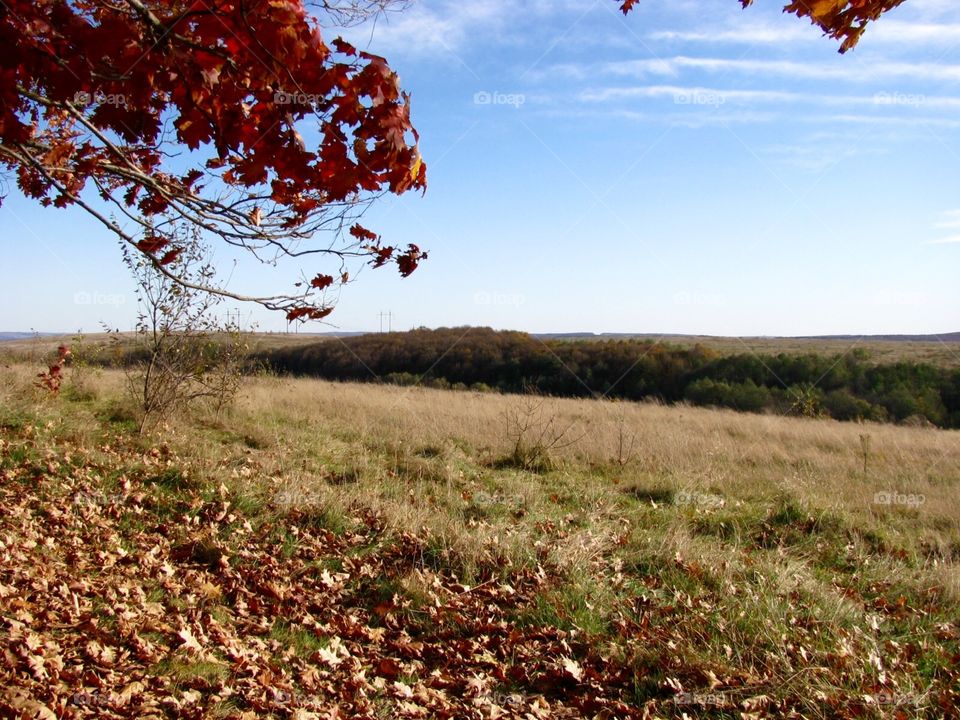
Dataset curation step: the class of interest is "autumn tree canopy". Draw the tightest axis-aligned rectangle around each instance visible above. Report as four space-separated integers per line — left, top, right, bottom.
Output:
2 0 903 320
0 0 426 320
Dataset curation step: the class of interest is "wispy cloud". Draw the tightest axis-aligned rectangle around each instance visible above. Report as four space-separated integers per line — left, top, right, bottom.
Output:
934 219 960 230
338 0 603 57
648 21 960 46
928 211 960 244
338 0 508 55
580 85 796 104
548 56 960 84
648 25 812 45
763 141 884 173
578 85 960 110
549 106 779 128
821 114 960 129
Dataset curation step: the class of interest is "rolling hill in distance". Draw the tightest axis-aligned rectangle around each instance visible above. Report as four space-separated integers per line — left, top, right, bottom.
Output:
3 330 959 343
3 328 959 370
533 331 960 343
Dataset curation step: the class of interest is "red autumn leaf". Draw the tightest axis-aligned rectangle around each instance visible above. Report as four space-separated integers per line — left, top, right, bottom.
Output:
369 246 394 269
350 224 380 242
396 245 426 278
137 236 169 255
310 274 335 290
332 37 357 56
159 249 183 266
286 305 335 322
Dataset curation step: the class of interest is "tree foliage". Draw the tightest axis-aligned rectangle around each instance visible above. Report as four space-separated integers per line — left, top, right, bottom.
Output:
0 0 426 320
265 328 959 428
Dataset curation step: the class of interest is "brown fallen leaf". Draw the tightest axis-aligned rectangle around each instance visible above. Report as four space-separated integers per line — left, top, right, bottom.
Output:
2 688 57 720
560 657 582 682
177 627 204 654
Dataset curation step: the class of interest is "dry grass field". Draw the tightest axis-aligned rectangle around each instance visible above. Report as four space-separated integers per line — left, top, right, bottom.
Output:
1 361 958 718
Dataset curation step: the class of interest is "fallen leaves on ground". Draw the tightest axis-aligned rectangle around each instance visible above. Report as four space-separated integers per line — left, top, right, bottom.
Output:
1 427 957 719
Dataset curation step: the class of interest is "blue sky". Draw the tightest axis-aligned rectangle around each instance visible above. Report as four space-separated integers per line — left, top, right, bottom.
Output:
2 0 959 336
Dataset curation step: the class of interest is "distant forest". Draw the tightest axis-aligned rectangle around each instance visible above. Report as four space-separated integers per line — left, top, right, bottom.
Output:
264 328 960 428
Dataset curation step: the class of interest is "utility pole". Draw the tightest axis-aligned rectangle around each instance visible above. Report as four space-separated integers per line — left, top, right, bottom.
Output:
378 311 393 333
225 309 242 330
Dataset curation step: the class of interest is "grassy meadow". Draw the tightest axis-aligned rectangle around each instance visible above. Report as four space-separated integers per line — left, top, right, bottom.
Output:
1 360 958 718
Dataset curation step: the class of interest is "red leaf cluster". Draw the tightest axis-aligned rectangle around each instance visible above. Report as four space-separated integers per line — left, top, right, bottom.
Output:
285 306 334 322
135 236 169 255
348 223 426 278
310 274 335 290
34 345 71 396
396 244 426 278
0 0 427 251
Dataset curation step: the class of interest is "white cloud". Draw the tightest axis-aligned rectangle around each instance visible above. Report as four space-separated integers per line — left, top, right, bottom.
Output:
580 85 795 103
648 21 960 46
926 211 960 243
550 106 779 127
336 0 605 58
907 0 960 21
648 25 813 45
870 21 960 43
763 141 884 172
579 85 960 109
337 0 507 55
597 56 960 83
821 114 960 128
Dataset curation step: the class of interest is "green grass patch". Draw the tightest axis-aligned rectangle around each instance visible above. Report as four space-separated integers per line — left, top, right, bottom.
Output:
150 656 230 688
269 619 329 658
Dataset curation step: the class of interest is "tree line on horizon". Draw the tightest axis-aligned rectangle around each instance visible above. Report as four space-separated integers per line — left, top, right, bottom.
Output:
263 328 960 429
